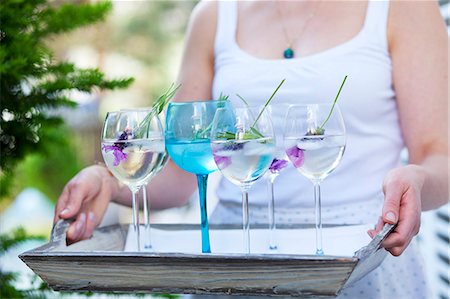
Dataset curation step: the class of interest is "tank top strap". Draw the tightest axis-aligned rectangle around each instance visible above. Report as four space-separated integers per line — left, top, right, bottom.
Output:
362 0 390 50
214 0 238 56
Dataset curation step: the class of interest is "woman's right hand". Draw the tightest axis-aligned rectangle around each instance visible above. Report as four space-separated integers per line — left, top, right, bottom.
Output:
53 165 120 244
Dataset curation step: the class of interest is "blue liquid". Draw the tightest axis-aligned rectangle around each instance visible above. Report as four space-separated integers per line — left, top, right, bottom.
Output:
166 138 215 253
166 139 217 175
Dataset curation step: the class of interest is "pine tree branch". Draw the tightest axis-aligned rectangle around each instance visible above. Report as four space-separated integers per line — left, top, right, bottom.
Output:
38 2 113 37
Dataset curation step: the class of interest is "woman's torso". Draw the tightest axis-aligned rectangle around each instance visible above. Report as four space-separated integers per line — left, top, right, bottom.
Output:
211 0 402 222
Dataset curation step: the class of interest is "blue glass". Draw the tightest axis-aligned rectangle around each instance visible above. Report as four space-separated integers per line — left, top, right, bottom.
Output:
165 100 228 253
166 139 217 174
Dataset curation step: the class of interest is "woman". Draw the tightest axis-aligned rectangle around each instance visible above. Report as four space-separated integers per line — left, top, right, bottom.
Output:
54 1 448 298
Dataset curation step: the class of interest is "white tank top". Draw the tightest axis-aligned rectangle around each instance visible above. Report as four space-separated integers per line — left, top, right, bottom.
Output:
212 0 402 209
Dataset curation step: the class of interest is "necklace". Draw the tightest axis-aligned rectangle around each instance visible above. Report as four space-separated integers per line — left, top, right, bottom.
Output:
275 1 321 59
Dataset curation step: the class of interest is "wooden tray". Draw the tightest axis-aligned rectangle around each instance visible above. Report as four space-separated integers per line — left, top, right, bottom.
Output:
20 220 394 297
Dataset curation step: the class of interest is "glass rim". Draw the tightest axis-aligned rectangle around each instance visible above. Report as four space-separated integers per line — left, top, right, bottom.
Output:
216 105 264 110
167 99 219 106
287 103 342 108
120 107 152 111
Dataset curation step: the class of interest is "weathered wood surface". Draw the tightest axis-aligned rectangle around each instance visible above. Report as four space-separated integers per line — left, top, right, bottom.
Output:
20 222 393 297
21 252 356 297
342 224 395 289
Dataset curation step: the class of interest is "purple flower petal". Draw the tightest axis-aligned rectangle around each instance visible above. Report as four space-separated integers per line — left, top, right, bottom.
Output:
113 149 128 166
214 155 231 169
102 144 128 166
286 146 304 168
102 145 117 152
269 158 289 173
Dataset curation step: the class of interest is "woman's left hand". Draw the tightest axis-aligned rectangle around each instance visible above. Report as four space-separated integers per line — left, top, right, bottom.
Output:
367 165 425 256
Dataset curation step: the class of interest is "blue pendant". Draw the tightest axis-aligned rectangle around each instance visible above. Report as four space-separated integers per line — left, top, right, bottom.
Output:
283 48 294 59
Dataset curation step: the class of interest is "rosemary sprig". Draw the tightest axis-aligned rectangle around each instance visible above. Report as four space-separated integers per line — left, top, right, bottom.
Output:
313 75 348 135
220 79 286 140
152 83 181 115
135 83 180 137
236 94 250 107
252 78 285 127
218 92 229 102
236 93 261 138
194 93 231 139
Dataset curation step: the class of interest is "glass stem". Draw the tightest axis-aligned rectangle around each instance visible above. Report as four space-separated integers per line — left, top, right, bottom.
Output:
197 174 211 253
142 186 152 250
313 182 324 255
267 175 277 251
241 186 250 254
131 188 141 252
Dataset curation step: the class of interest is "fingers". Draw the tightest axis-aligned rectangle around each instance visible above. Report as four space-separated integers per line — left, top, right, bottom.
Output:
54 186 70 223
66 207 102 244
367 216 383 238
81 212 97 240
55 166 115 245
58 180 89 220
79 186 112 240
67 185 112 243
382 230 414 256
66 212 87 245
373 167 424 256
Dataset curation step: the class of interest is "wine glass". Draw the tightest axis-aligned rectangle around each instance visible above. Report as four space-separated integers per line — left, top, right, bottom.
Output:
101 109 165 251
211 106 275 254
284 104 346 255
120 108 168 251
265 104 290 251
165 100 226 253
141 150 169 250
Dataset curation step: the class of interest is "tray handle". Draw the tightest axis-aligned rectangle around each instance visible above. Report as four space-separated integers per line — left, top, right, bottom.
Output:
50 219 73 245
354 223 396 259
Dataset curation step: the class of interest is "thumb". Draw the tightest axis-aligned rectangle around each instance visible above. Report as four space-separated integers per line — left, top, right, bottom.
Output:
382 181 403 224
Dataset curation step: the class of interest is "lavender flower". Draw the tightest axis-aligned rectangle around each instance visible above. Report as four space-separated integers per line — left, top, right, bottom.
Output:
286 146 304 168
269 158 289 174
214 155 231 169
102 129 130 166
102 145 128 166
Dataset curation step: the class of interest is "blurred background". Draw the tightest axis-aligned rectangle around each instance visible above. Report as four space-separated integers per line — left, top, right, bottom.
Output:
0 0 449 298
1 0 200 233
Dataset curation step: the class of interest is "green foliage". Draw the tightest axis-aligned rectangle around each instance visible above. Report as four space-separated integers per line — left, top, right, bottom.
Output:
10 125 83 202
0 227 45 254
0 1 184 298
110 1 196 102
0 228 48 299
0 0 133 197
0 271 24 299
135 84 180 138
115 1 195 65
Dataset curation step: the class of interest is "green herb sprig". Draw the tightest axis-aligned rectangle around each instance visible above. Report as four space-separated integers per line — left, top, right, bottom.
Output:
236 94 250 107
252 78 285 127
152 83 181 115
220 78 286 140
235 93 261 139
194 93 231 139
136 83 180 137
310 75 348 135
217 92 229 102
